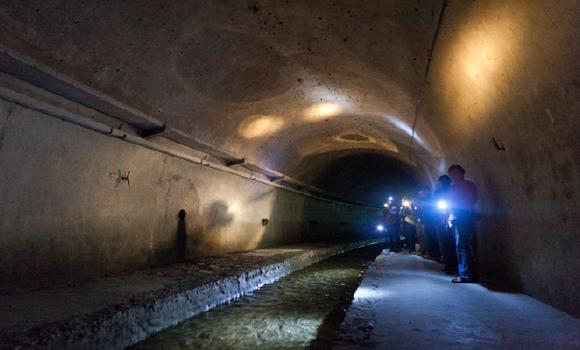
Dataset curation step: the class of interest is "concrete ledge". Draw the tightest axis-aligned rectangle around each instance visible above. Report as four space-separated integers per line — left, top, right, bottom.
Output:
0 238 383 350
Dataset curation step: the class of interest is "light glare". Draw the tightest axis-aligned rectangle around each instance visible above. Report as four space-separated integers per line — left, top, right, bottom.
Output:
437 200 448 210
303 103 342 122
239 115 285 139
353 286 388 300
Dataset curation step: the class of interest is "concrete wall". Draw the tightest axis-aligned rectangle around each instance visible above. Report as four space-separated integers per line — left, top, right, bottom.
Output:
422 0 580 316
0 95 381 287
0 0 578 317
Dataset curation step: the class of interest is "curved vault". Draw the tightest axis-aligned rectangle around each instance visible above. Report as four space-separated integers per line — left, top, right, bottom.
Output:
0 0 579 316
0 0 446 202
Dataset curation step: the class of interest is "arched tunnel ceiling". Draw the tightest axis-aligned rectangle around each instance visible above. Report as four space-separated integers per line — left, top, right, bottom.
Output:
0 0 578 203
0 0 444 185
1 0 579 317
294 149 421 205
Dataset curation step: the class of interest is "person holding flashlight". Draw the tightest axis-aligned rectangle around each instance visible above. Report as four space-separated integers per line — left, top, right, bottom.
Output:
448 164 478 283
416 186 439 260
434 175 456 274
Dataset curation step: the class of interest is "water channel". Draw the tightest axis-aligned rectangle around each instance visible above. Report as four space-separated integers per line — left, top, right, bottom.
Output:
131 244 384 349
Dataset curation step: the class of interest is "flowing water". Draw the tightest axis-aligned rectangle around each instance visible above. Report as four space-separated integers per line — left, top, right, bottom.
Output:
130 244 383 350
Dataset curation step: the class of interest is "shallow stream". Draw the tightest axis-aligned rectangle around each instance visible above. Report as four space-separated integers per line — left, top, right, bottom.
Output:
131 244 383 350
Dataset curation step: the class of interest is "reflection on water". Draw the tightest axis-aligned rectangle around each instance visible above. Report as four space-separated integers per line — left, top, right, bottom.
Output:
131 245 383 350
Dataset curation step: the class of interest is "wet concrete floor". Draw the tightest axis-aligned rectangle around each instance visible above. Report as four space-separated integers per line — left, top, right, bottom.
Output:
335 251 580 350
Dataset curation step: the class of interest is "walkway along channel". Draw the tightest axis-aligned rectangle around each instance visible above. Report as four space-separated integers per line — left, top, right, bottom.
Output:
334 251 580 350
0 239 383 349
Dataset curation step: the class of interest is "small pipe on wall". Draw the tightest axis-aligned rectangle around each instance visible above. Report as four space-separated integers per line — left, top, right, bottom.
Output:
0 84 381 211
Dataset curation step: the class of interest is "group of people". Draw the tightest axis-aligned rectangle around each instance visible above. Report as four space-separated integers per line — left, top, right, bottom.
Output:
382 164 478 283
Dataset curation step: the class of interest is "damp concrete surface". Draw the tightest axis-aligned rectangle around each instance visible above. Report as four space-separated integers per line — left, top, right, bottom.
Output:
0 239 382 349
334 251 580 350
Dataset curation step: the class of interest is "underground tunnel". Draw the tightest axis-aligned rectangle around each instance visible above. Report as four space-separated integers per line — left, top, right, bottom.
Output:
0 0 579 349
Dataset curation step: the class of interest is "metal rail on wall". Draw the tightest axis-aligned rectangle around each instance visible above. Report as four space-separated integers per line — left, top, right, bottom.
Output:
0 46 381 209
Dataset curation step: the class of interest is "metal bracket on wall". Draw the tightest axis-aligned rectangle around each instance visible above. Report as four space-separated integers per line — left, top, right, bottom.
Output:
0 46 381 208
242 163 284 181
267 175 284 182
226 158 246 167
140 125 166 137
0 48 164 130
492 137 506 151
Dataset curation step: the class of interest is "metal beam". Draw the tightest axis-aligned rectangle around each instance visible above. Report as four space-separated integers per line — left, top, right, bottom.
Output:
0 47 164 131
0 47 381 208
242 163 284 180
162 127 243 164
0 48 245 164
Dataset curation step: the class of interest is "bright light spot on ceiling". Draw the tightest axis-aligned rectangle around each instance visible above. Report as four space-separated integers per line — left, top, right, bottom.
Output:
457 31 504 87
303 103 343 122
228 201 241 215
388 116 414 137
384 115 431 152
239 115 285 139
295 134 399 156
441 3 526 120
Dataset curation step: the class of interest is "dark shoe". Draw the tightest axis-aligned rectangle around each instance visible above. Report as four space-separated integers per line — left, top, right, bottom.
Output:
452 277 472 283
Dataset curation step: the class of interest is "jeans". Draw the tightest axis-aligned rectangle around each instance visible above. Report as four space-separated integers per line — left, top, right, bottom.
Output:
424 223 440 259
437 226 457 272
452 218 475 279
387 224 401 251
403 223 416 252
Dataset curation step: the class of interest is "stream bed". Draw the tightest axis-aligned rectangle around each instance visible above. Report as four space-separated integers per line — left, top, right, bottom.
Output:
131 244 383 350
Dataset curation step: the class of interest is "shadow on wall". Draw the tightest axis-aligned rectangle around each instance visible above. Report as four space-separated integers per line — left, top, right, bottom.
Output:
205 201 235 231
476 174 523 292
149 172 201 267
149 208 196 266
254 191 307 248
194 200 237 251
176 209 187 261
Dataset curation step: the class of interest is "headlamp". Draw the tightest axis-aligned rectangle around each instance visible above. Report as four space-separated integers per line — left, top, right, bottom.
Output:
402 200 411 208
376 224 385 232
437 200 448 211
